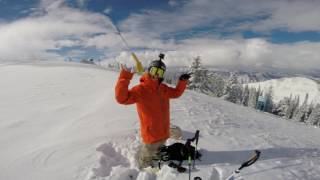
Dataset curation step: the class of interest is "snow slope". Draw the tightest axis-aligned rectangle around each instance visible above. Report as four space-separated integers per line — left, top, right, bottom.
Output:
1 62 320 180
247 77 320 105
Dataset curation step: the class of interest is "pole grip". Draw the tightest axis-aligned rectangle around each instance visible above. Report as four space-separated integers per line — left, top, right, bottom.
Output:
131 53 144 74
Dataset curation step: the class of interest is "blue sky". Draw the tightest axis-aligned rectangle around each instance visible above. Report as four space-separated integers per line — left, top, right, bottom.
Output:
0 0 172 23
1 0 319 42
0 0 320 72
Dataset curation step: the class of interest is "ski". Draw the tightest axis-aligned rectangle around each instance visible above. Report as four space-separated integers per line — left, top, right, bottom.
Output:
225 150 261 180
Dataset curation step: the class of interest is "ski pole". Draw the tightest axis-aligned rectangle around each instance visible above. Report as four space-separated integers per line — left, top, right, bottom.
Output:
186 130 199 180
183 138 192 180
193 130 200 169
109 19 144 74
225 150 261 180
188 150 192 180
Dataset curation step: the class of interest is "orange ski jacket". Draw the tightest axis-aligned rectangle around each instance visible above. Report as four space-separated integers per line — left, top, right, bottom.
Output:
115 69 188 144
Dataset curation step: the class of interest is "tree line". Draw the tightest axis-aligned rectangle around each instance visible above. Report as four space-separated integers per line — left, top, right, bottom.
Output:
182 56 320 127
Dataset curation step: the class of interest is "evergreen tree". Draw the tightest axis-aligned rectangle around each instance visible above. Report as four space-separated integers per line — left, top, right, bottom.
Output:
293 93 309 122
306 102 315 122
207 73 225 97
306 104 320 126
284 95 293 118
188 56 203 91
242 85 250 106
264 86 274 113
248 87 258 108
224 73 242 104
256 86 262 101
274 95 299 119
188 56 212 94
274 96 291 117
286 95 299 119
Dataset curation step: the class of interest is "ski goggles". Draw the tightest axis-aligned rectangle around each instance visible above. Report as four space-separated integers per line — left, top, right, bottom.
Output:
149 66 165 78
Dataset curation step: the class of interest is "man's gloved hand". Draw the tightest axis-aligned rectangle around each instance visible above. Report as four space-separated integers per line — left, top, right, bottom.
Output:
179 73 192 80
120 64 136 73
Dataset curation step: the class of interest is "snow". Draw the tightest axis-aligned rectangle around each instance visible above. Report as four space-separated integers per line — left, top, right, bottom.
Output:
1 62 320 180
247 77 320 105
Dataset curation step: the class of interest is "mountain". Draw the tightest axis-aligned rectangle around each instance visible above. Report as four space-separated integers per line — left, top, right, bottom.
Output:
1 62 320 180
166 66 320 84
247 77 320 105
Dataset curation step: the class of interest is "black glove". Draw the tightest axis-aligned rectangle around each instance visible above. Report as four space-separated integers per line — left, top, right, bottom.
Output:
179 73 192 80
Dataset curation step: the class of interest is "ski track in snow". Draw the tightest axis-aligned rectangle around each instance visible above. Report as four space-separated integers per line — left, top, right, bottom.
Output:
1 63 320 180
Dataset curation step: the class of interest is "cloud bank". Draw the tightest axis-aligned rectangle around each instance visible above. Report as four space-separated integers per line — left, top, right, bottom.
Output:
0 0 113 62
120 0 320 35
112 38 320 73
0 0 319 74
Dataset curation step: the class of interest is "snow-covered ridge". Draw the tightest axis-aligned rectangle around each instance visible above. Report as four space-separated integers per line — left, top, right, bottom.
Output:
1 62 320 180
247 77 320 105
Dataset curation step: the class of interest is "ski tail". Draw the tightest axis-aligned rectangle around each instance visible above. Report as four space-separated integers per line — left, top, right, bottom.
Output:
237 150 261 172
226 150 261 180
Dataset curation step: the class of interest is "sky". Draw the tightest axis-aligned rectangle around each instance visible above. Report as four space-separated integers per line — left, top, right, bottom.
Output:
0 0 320 73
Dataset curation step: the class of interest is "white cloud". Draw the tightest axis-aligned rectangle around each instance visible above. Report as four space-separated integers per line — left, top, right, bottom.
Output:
104 0 320 73
0 0 116 62
103 7 112 15
77 0 90 7
120 0 320 35
168 0 178 7
107 37 320 73
65 49 86 59
39 0 64 9
247 1 320 32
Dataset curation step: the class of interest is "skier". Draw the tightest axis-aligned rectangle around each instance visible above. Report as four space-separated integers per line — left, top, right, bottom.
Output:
115 54 191 169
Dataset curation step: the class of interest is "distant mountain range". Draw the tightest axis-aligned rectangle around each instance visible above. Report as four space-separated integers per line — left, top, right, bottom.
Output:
247 77 320 105
167 66 320 84
207 69 320 105
165 66 320 105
